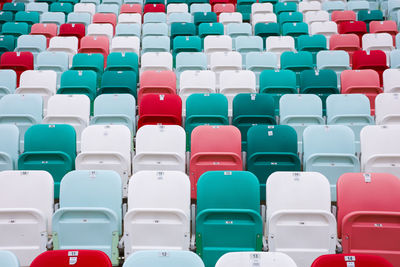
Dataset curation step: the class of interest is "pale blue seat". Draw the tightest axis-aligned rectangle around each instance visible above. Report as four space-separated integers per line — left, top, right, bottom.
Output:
316 50 350 87
52 170 122 265
280 94 324 153
176 52 207 78
347 0 370 13
0 124 19 170
246 52 277 89
235 36 263 67
124 0 143 4
26 2 48 14
92 94 136 134
303 125 360 201
116 23 141 37
40 12 66 25
390 49 400 68
15 34 46 60
141 36 170 53
143 12 167 23
123 251 205 267
326 94 374 154
388 0 400 20
143 22 168 37
322 1 346 13
167 12 192 25
396 33 400 48
36 51 69 87
0 251 19 267
67 12 92 27
103 0 123 6
81 0 101 5
97 4 119 15
0 69 16 97
190 3 211 13
227 23 252 40
0 94 43 151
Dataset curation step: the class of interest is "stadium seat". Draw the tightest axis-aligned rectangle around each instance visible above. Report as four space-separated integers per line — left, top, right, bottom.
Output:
245 52 277 89
30 23 57 45
30 250 112 267
0 124 18 170
390 50 400 68
167 3 188 14
190 125 242 198
234 36 263 66
0 251 19 267
0 69 16 97
73 3 96 16
167 12 192 25
278 11 302 26
144 13 167 23
143 22 168 37
254 23 280 48
120 3 142 14
141 52 172 72
347 1 370 13
138 70 176 104
92 94 136 134
15 11 40 26
93 13 117 30
215 252 297 267
226 23 251 40
67 12 91 27
265 36 295 67
50 3 73 15
330 34 360 65
338 21 367 43
115 24 141 37
274 2 297 15
209 51 242 87
383 68 400 92
213 3 235 16
15 34 46 60
204 35 232 61
312 253 393 267
362 33 394 63
375 93 400 125
337 172 400 266
87 23 114 39
280 94 324 153
196 171 262 267
78 36 109 66
176 52 207 77
358 10 384 30
118 13 142 25
309 21 338 45
2 3 25 14
0 170 53 267
0 51 33 86
40 12 65 26
170 22 196 39
123 251 204 267
297 34 327 64
247 125 300 198
370 20 398 38
47 36 78 66
219 12 243 28
59 23 85 40
0 35 16 56
361 125 400 176
322 1 345 14
316 50 350 86
172 36 202 60
266 171 337 267
142 36 170 54
71 53 104 86
110 36 140 55
26 3 48 14
58 70 97 103
281 51 314 88
123 171 190 255
298 1 321 14
341 69 382 115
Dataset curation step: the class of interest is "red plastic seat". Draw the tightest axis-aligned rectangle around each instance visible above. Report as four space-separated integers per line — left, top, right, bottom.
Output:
189 125 242 198
312 254 393 267
120 3 142 14
330 34 360 65
138 93 182 129
213 3 235 17
138 70 176 105
331 10 356 24
30 250 112 267
59 23 86 41
338 21 367 45
30 23 57 47
341 69 382 115
78 36 109 66
210 0 230 8
370 20 398 43
337 173 400 266
352 50 388 86
143 3 165 14
0 51 33 86
93 13 117 32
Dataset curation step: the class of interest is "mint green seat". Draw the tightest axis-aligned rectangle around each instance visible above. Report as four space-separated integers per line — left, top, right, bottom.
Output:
185 93 228 150
18 124 76 198
71 53 104 87
196 171 263 267
50 2 73 14
0 11 14 24
172 36 202 63
299 69 338 114
274 2 297 15
232 93 276 151
15 11 40 26
259 69 297 115
58 70 97 103
278 11 303 26
358 10 383 31
246 125 300 200
281 51 314 88
0 35 15 55
1 22 29 37
193 12 217 28
2 3 25 14
297 35 327 65
99 70 137 98
254 23 280 48
237 0 256 21
105 52 139 82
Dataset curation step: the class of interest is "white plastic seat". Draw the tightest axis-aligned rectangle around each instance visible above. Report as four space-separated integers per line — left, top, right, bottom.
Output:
47 36 78 66
110 36 140 55
299 1 322 14
42 95 90 152
167 3 188 14
362 33 394 63
266 171 337 267
215 252 297 267
133 125 186 173
118 13 142 25
76 124 132 196
361 125 400 177
383 68 400 93
304 10 329 24
0 171 53 267
123 170 190 257
209 51 242 88
87 23 114 40
15 70 57 115
251 3 273 19
251 13 277 30
266 36 296 67
140 52 172 73
219 12 243 31
74 3 96 16
220 70 256 116
375 93 400 125
204 35 232 63
310 21 338 45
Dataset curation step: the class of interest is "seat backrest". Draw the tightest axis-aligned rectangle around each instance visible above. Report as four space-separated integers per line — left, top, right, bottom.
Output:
330 33 360 50
93 94 136 125
341 69 381 93
216 252 297 267
18 70 57 93
259 69 296 92
299 69 338 93
375 93 400 124
45 94 90 124
326 94 371 122
0 69 16 94
30 250 112 267
311 253 393 267
0 124 19 167
0 251 19 267
316 50 350 70
179 70 216 93
233 93 275 120
141 51 172 71
209 51 242 71
362 33 394 51
123 251 204 267
384 68 400 92
186 93 228 119
280 94 323 120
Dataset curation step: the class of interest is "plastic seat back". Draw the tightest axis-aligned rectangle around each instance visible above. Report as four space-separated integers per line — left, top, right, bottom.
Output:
138 70 176 104
123 251 204 267
216 252 297 267
0 124 19 170
0 251 19 267
30 250 112 267
311 253 393 267
0 69 16 96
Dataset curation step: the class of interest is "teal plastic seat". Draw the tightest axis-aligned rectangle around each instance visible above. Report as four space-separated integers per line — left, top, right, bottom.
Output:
326 94 374 153
142 36 170 53
198 22 224 41
15 11 40 26
299 69 338 113
173 36 202 60
274 2 297 15
0 124 19 170
0 11 14 24
358 10 383 31
278 11 303 26
232 93 276 150
143 12 167 23
15 34 46 59
92 94 136 134
52 170 122 265
196 171 263 267
18 124 76 198
2 3 25 14
254 23 280 48
40 12 65 25
235 36 263 67
194 12 217 28
116 23 141 37
185 93 229 150
0 94 43 150
99 70 137 98
0 69 16 96
105 52 139 81
71 53 104 86
390 49 400 68
0 35 15 56
281 51 314 87
279 94 324 153
123 251 204 267
303 125 360 201
260 69 297 114
171 22 196 39
282 22 308 45
246 125 300 199
58 70 97 102
1 22 29 37
67 12 91 26
236 0 257 21
176 52 207 77
297 35 327 65
246 52 277 89
50 2 73 14
143 22 168 37
0 251 19 267
226 23 252 40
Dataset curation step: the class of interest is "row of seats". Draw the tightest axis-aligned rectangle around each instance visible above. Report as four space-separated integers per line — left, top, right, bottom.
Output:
1 170 399 267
